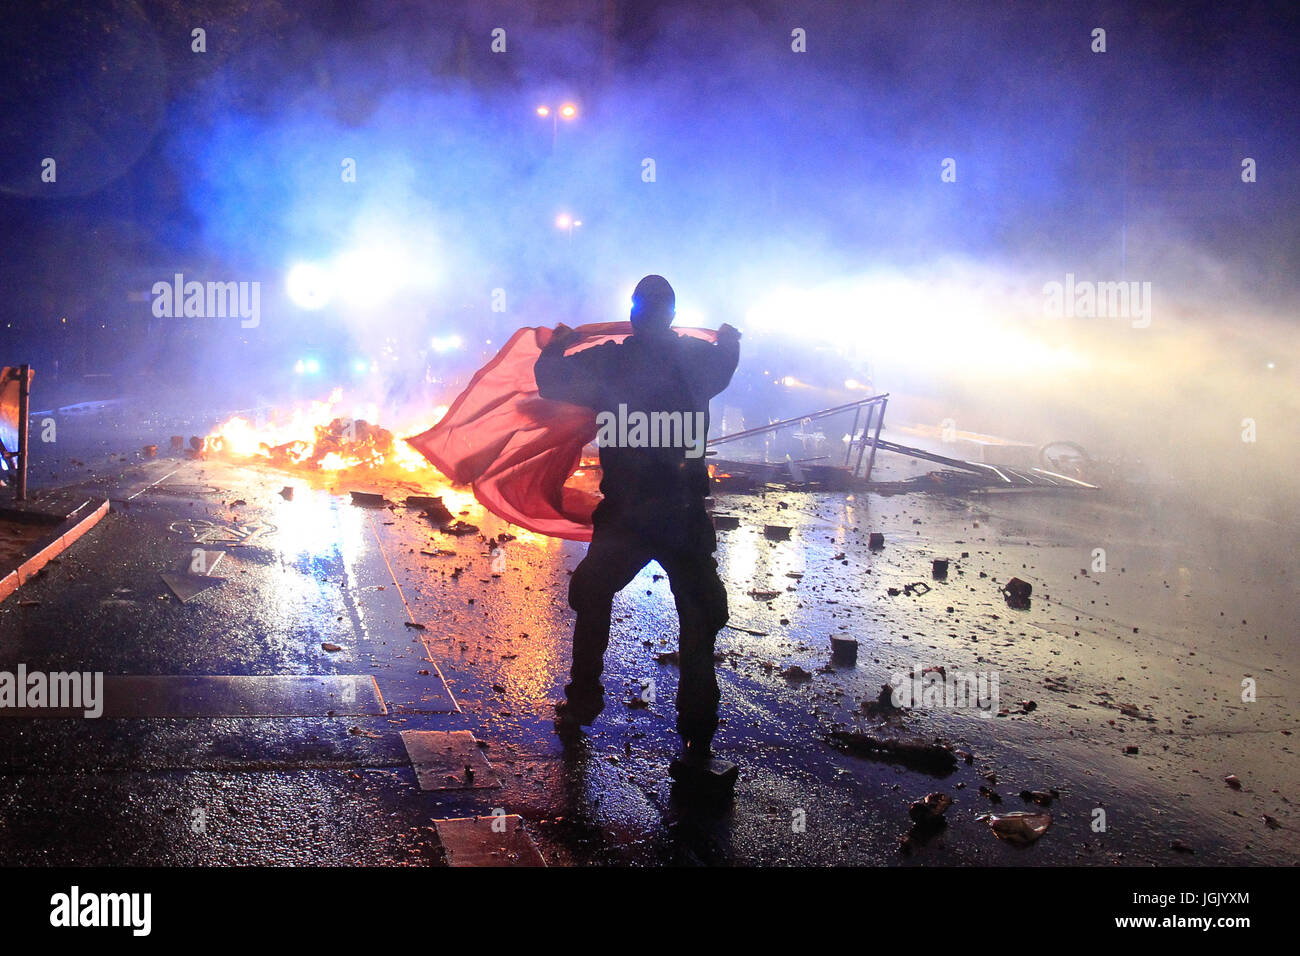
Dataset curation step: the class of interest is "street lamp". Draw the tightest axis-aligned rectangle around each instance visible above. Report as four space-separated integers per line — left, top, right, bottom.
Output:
555 213 582 241
536 102 578 149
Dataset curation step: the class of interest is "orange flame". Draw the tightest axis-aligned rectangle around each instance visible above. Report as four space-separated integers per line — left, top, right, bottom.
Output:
204 389 448 476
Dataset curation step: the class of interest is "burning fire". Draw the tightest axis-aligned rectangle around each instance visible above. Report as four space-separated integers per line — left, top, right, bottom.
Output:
204 388 447 475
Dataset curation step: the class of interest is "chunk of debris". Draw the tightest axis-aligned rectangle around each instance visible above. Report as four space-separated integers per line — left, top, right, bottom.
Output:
763 525 792 541
1224 774 1242 790
780 664 813 682
279 486 294 501
349 491 387 508
443 520 479 536
321 642 343 652
931 558 949 580
861 683 906 718
984 811 1051 845
829 633 858 665
868 532 885 550
908 792 953 824
828 731 958 774
1019 788 1057 806
1002 577 1032 609
404 621 427 630
711 514 741 531
748 588 782 601
407 495 454 525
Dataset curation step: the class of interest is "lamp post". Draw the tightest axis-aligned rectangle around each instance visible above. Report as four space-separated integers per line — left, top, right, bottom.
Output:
555 213 582 242
536 102 577 150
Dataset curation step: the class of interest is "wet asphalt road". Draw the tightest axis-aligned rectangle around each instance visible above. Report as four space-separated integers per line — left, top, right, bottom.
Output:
0 435 1296 866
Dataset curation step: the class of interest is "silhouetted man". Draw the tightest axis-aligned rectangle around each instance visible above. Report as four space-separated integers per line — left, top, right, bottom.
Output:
534 275 740 769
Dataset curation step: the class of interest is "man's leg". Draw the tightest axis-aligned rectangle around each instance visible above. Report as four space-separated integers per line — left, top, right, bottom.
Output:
562 527 650 723
661 518 730 757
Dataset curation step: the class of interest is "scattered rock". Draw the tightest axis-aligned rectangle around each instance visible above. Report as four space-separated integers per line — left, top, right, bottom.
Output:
1002 577 1032 609
984 811 1051 845
828 731 958 774
830 634 858 665
908 792 953 823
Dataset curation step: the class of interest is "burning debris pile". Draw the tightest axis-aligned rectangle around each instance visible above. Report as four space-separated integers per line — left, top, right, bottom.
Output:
201 390 441 475
208 416 400 471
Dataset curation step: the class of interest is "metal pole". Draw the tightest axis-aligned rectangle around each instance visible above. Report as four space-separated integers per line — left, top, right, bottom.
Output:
845 406 862 467
16 364 29 502
863 396 886 484
853 403 871 476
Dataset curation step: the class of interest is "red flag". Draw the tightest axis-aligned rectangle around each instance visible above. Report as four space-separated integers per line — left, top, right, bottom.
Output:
407 322 717 541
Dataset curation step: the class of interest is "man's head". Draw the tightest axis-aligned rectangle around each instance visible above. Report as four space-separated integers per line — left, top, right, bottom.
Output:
629 274 675 334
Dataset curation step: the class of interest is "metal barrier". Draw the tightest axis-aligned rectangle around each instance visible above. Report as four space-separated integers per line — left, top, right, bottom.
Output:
708 393 890 483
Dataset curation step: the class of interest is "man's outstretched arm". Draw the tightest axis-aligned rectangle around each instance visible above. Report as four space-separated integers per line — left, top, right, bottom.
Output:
534 325 611 407
696 323 741 398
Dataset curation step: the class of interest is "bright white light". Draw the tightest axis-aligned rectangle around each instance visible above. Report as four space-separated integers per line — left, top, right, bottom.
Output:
286 262 333 310
555 214 572 229
333 247 405 309
327 221 440 312
675 305 704 326
430 334 463 353
747 272 1091 377
536 105 550 117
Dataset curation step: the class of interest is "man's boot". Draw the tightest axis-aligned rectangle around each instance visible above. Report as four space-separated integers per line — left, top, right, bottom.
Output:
669 725 737 795
553 683 605 737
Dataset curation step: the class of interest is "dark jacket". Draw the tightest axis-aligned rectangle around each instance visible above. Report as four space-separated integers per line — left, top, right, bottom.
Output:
535 329 739 517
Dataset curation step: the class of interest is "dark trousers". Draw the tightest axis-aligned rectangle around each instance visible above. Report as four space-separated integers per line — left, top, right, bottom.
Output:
567 504 729 747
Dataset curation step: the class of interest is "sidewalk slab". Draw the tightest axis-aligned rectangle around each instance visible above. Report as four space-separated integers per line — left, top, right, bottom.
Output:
401 729 500 790
433 815 545 867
